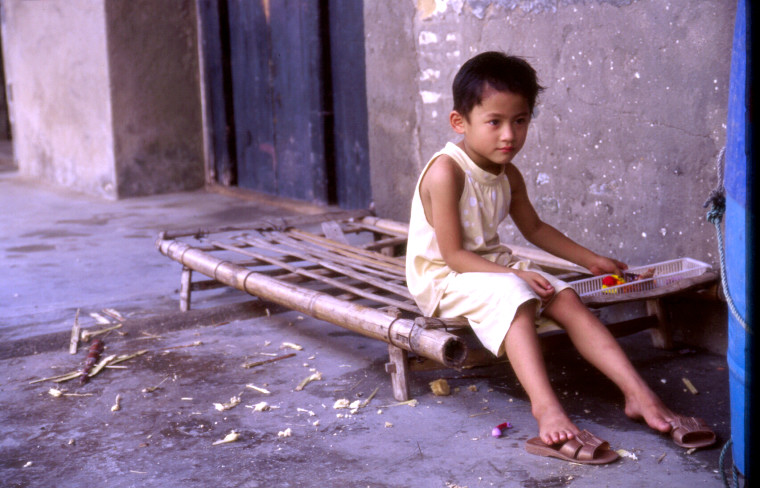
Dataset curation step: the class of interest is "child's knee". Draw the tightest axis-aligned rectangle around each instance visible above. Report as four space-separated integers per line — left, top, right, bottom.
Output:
514 299 539 322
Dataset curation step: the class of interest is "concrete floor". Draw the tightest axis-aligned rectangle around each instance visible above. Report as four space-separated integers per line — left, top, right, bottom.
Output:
0 169 737 487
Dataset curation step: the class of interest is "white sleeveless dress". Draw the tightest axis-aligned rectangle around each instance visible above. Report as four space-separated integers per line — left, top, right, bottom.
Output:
405 142 571 356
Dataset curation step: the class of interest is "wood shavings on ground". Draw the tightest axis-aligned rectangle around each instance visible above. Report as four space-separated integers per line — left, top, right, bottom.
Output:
333 398 350 409
379 399 418 408
682 377 699 394
467 385 478 392
69 309 80 355
360 387 380 408
142 377 169 393
250 401 271 412
47 388 93 398
33 345 147 386
277 428 293 438
212 430 240 446
430 378 450 396
295 371 322 391
384 422 393 428
161 341 203 351
90 312 112 325
80 324 122 342
102 308 124 321
111 394 122 412
297 408 316 416
281 342 303 351
616 449 638 460
349 400 363 414
246 384 271 395
214 396 241 411
241 352 295 369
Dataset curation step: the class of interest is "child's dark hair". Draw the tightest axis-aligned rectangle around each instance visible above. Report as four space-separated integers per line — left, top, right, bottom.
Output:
453 52 544 118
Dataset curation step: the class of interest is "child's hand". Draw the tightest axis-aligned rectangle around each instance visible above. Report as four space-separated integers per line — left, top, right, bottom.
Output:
587 255 628 276
514 270 555 303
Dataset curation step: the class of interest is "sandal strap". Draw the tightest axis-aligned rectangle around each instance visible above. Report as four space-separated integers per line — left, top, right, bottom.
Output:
671 416 710 443
575 430 610 461
558 438 583 459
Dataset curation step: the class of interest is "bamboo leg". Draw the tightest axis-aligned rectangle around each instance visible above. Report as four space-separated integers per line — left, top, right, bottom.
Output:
385 344 410 401
180 267 193 312
646 298 672 349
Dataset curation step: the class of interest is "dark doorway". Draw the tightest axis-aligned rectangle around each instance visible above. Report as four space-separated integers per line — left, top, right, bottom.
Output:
199 0 371 209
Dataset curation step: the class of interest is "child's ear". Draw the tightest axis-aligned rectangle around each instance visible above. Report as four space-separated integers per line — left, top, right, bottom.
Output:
450 110 466 134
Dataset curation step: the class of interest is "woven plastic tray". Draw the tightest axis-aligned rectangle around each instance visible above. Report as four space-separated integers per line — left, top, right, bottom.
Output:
569 258 712 298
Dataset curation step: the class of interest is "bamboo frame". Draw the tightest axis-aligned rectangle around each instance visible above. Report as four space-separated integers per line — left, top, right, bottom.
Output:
156 238 466 369
156 214 718 400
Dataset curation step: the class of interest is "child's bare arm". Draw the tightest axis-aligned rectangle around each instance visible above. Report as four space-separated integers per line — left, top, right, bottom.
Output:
420 157 554 300
506 164 627 275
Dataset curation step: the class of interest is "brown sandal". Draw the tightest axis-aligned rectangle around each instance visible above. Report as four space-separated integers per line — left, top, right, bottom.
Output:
525 430 619 465
669 416 716 449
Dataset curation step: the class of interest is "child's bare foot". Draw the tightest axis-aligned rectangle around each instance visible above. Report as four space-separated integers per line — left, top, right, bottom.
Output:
533 404 579 445
624 389 674 434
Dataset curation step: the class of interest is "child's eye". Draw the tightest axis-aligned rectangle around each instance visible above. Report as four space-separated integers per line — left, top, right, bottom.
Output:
488 120 500 126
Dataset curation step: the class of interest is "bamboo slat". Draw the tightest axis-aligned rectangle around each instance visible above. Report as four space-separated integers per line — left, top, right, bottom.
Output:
160 209 372 240
260 232 406 282
156 238 466 367
239 235 412 299
207 239 419 313
286 228 405 270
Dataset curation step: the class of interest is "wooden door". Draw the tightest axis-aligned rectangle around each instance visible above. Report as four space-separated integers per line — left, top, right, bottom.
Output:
199 0 371 209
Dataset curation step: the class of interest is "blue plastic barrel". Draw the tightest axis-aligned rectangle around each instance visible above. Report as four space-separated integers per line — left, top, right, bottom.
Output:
724 0 748 475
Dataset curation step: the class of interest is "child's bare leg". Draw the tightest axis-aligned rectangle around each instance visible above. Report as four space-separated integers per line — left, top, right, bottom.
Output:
505 301 579 445
543 289 673 433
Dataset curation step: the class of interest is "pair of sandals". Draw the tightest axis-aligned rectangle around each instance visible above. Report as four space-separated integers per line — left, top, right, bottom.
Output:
525 416 716 465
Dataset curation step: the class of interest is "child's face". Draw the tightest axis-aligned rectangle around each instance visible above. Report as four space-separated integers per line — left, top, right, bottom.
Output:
451 86 531 174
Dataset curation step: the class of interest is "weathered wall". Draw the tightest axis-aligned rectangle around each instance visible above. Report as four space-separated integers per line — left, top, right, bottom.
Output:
365 0 734 269
106 0 205 197
1 0 117 198
1 0 205 199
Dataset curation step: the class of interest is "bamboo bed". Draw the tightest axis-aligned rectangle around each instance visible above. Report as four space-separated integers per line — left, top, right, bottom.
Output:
155 209 718 401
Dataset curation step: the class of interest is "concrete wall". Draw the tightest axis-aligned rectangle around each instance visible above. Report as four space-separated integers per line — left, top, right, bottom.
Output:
105 0 205 197
1 0 117 198
365 0 735 269
1 0 204 199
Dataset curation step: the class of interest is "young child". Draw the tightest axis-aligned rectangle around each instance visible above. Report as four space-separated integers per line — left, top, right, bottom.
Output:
405 51 715 464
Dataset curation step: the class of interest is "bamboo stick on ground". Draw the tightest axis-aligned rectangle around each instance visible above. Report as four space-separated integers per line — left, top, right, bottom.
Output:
242 352 296 369
69 309 80 355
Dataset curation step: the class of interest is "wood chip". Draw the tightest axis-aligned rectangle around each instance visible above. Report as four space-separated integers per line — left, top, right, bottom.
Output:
281 342 303 351
682 377 699 395
295 371 322 391
214 396 241 411
241 352 295 369
69 309 80 355
429 378 450 396
80 324 122 342
212 431 240 445
111 394 122 412
90 312 111 325
102 308 124 321
246 384 271 395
